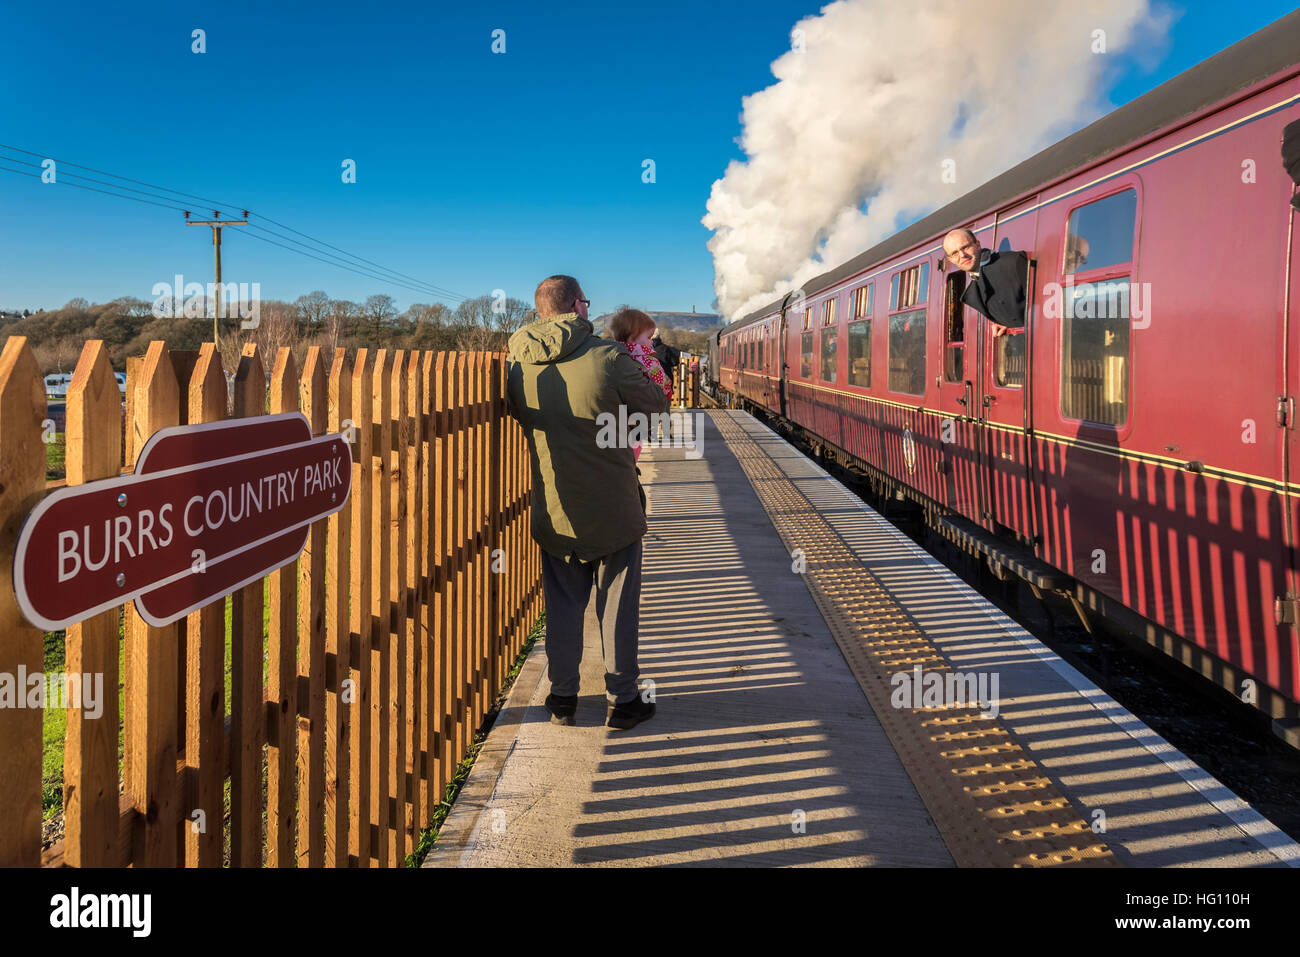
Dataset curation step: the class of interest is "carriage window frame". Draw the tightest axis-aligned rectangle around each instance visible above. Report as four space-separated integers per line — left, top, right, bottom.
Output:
887 260 930 396
1057 183 1140 430
851 282 873 320
821 325 838 382
942 269 965 384
848 319 871 388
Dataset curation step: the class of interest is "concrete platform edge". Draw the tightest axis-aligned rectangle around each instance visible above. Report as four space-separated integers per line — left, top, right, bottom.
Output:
420 627 550 868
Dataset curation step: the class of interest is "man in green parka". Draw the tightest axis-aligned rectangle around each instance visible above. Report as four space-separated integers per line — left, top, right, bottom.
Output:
505 275 670 729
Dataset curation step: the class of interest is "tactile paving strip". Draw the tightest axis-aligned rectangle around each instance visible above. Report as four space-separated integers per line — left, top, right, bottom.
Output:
711 411 1118 867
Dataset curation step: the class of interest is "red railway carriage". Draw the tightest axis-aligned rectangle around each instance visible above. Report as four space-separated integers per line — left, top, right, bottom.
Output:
714 11 1300 728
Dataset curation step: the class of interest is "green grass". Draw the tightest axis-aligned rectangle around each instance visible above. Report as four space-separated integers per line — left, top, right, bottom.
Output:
45 431 65 481
40 590 261 823
406 611 545 868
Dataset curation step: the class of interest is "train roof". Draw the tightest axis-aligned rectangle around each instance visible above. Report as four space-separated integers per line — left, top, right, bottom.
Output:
728 8 1300 332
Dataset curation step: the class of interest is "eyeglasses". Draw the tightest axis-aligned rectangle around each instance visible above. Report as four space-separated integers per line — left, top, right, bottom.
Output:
945 241 977 260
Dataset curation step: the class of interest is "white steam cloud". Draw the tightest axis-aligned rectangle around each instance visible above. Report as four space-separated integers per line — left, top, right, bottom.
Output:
703 0 1169 319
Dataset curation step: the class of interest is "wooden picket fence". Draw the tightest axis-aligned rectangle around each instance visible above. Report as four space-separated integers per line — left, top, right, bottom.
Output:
673 356 700 409
0 336 542 867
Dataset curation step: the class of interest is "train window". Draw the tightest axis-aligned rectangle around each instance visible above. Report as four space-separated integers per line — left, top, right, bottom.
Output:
891 262 930 310
804 307 814 331
851 283 873 319
822 298 837 326
848 320 871 387
822 328 838 382
801 331 813 378
758 336 764 370
1060 277 1130 425
888 309 926 396
943 270 965 383
1064 189 1137 274
995 331 1026 387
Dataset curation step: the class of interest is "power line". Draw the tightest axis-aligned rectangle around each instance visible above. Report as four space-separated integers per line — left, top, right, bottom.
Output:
0 143 471 304
0 161 191 212
239 229 470 301
0 141 246 212
0 162 466 301
250 216 467 301
243 223 466 302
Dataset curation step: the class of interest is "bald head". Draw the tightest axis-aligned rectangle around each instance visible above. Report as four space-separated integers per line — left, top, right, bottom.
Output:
535 275 586 319
943 228 980 272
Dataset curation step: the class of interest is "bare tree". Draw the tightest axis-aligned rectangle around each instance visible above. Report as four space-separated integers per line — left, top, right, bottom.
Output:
295 290 331 336
254 300 298 363
492 296 535 335
363 294 397 338
328 299 358 349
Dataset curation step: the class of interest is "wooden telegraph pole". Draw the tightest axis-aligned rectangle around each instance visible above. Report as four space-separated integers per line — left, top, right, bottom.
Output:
185 211 248 345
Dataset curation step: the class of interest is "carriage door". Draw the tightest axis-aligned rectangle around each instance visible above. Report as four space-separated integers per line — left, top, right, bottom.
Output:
778 298 791 418
936 252 981 522
978 204 1038 540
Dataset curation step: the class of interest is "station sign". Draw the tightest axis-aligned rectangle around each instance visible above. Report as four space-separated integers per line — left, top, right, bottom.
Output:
14 412 352 630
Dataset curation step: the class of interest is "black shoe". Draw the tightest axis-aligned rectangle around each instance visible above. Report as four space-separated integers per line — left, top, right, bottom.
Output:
606 695 655 730
546 693 577 726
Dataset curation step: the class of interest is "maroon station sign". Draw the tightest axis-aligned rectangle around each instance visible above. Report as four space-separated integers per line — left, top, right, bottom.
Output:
15 412 352 630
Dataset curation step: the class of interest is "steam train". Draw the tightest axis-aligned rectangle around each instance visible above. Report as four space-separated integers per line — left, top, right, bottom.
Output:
706 11 1300 733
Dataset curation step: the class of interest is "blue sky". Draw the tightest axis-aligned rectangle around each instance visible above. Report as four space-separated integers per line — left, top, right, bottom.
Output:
1 0 1296 318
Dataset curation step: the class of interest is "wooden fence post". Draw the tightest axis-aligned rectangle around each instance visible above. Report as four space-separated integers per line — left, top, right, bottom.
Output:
471 354 487 731
0 337 49 867
124 340 181 867
230 343 266 867
183 343 226 868
453 354 470 760
488 355 503 697
387 349 408 865
63 341 123 867
266 348 299 867
404 352 424 849
348 349 373 868
325 348 352 867
298 347 328 867
429 352 451 799
369 348 392 867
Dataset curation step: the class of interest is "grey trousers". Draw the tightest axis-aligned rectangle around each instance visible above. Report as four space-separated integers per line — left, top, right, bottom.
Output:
540 539 643 704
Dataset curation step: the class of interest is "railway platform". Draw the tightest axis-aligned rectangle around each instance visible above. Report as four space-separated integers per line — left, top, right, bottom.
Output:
422 410 1300 868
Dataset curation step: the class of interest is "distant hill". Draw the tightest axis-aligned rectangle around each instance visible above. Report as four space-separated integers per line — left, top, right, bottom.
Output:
592 309 723 336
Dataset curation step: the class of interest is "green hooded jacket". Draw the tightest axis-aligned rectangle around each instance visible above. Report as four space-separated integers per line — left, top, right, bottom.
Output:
506 313 670 561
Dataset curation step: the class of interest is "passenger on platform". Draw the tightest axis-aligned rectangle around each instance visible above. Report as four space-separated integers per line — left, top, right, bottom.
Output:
505 275 669 730
942 227 1029 337
652 333 681 440
653 333 681 396
607 306 674 463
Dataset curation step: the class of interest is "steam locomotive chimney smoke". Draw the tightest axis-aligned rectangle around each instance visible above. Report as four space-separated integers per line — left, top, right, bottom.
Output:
702 0 1169 320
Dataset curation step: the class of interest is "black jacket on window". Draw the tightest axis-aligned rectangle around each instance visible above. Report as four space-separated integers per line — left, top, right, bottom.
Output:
960 250 1029 329
1283 117 1300 210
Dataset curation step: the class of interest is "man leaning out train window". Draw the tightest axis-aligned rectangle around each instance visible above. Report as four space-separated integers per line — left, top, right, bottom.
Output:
942 228 1029 337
